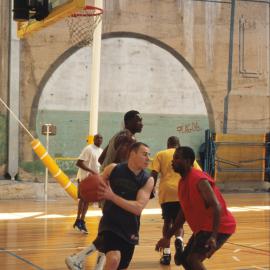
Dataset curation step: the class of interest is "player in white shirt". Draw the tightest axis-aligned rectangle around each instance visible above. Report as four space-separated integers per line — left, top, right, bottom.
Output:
73 134 103 234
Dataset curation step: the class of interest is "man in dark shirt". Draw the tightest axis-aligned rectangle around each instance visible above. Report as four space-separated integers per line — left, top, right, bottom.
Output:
99 110 143 170
66 142 154 270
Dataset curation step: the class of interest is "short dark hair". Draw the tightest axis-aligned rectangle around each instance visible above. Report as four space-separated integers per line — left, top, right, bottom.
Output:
129 142 149 153
167 136 180 147
175 146 195 164
124 110 140 124
94 133 102 139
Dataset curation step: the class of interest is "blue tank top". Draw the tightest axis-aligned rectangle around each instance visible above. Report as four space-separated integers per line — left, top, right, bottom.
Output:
98 163 150 245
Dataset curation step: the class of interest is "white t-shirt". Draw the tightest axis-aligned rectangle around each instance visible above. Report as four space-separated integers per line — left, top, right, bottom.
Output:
76 144 103 181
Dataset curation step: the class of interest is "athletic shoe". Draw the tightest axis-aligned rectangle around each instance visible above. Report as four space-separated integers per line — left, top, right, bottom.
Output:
80 220 88 234
160 253 171 265
174 238 184 265
73 219 82 232
65 254 84 270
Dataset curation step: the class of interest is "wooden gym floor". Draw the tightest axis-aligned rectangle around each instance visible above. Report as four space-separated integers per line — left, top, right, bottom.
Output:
0 193 269 270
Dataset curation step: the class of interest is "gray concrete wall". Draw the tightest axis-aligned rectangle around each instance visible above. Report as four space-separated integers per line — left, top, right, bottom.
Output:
0 0 10 176
0 0 269 182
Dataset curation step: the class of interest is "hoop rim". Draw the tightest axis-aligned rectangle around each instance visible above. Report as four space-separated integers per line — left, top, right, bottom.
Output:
70 5 103 17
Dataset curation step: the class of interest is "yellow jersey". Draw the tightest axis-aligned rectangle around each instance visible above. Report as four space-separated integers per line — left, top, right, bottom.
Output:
151 148 201 204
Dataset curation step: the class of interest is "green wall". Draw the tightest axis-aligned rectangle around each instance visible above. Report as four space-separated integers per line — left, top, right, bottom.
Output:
4 110 208 176
36 110 209 158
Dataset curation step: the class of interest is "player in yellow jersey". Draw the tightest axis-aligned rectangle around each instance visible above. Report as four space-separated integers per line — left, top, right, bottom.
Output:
151 136 201 265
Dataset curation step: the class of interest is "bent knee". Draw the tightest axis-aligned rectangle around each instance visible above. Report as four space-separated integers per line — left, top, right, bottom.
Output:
105 251 121 270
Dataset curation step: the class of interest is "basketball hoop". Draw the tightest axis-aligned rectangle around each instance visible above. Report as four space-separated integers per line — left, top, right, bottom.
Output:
65 5 103 47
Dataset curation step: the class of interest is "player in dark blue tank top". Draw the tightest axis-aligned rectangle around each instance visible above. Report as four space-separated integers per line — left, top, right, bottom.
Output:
65 142 154 270
95 143 153 269
99 162 149 245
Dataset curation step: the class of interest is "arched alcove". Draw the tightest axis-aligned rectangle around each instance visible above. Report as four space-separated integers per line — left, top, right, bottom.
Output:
31 32 213 158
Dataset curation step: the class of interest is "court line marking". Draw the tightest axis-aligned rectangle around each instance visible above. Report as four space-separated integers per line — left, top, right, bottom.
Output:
232 255 240 261
235 267 269 270
0 248 45 270
251 242 270 248
1 205 269 220
235 226 270 231
229 242 270 255
1 246 87 252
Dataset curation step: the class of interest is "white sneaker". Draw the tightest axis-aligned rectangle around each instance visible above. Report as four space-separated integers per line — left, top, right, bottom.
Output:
65 254 84 270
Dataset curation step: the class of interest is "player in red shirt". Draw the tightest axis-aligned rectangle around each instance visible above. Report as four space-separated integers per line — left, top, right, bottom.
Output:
156 146 236 270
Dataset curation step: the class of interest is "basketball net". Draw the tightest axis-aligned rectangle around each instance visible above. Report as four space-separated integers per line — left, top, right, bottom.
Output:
65 5 103 47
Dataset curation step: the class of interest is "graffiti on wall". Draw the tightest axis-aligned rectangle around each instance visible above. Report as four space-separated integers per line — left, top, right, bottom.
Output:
55 157 77 175
176 121 202 134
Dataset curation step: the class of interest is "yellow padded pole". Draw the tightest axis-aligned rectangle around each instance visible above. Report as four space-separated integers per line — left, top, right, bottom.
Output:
31 139 78 200
87 135 94 144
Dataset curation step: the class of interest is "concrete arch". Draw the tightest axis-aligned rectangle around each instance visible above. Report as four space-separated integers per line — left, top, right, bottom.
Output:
102 32 214 130
30 31 214 132
30 46 78 131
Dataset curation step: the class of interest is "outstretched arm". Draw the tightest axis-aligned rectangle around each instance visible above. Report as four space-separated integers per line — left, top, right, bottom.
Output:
197 179 221 257
98 145 108 165
76 159 97 175
100 163 117 184
149 170 158 199
155 205 185 251
114 134 136 163
166 206 185 239
151 170 158 186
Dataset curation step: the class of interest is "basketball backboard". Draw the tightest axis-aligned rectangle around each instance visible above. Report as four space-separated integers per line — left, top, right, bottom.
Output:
16 0 85 38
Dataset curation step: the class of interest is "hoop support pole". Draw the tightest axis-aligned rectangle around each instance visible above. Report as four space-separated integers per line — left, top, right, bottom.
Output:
88 0 103 142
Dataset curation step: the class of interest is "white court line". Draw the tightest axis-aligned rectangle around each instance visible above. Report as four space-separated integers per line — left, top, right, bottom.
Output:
251 242 270 247
1 246 88 252
228 206 270 212
232 256 240 261
36 208 161 219
0 212 43 220
36 214 69 219
236 226 270 231
1 206 269 220
251 266 268 270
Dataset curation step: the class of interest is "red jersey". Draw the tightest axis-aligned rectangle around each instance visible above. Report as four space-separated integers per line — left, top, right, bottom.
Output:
178 168 236 234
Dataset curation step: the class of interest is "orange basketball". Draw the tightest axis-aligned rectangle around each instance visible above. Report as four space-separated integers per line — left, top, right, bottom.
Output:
79 174 105 202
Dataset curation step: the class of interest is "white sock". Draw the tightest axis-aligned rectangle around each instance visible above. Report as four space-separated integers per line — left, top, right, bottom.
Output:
76 243 97 261
163 248 171 254
176 236 183 242
94 252 106 270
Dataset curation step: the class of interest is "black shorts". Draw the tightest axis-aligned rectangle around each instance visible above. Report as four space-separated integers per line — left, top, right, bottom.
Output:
94 231 135 269
161 202 180 221
181 231 231 265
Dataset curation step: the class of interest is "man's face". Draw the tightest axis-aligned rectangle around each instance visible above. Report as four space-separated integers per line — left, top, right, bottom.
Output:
172 150 187 176
133 145 150 169
94 135 103 147
130 114 143 133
